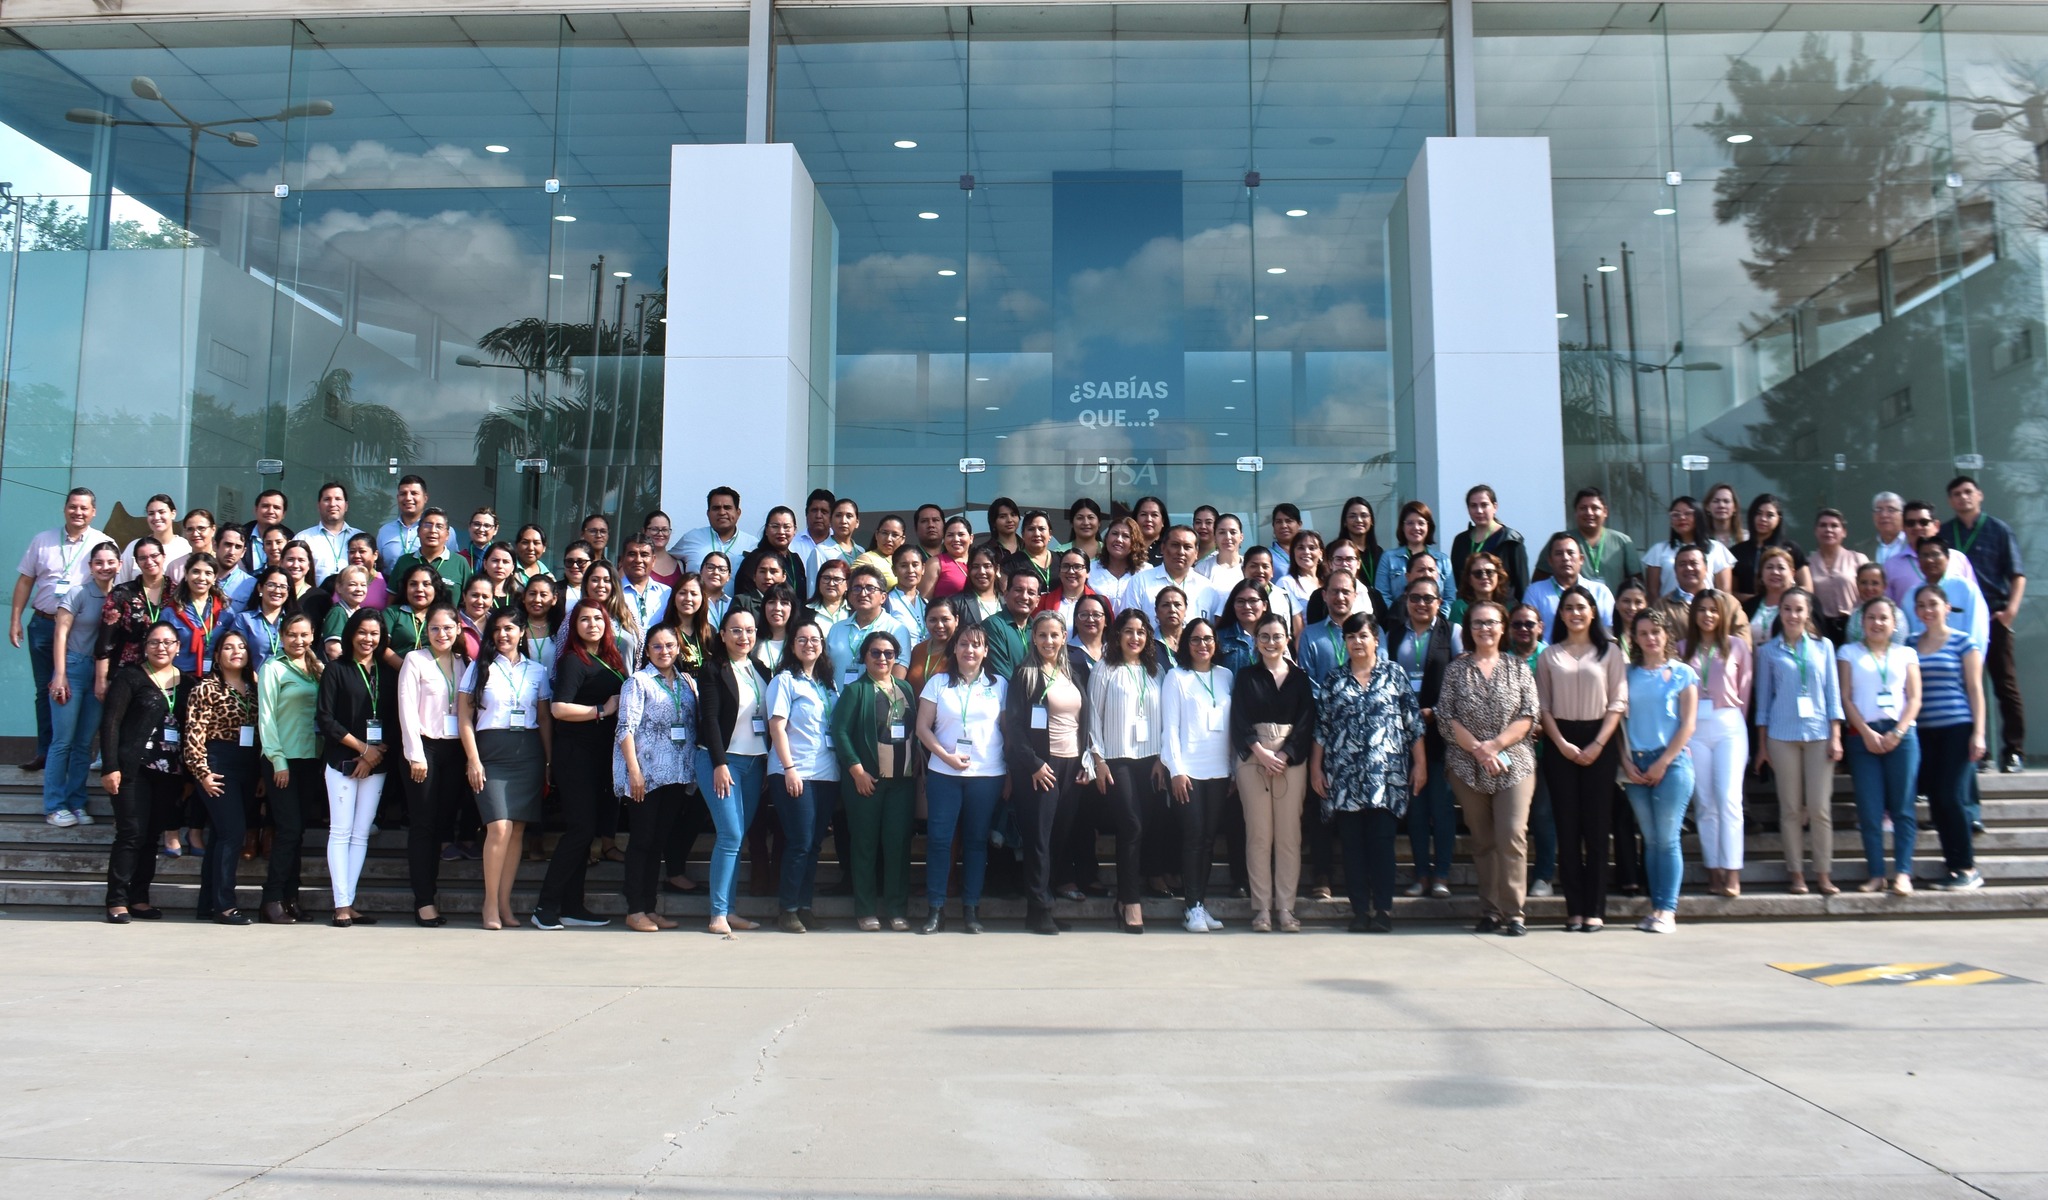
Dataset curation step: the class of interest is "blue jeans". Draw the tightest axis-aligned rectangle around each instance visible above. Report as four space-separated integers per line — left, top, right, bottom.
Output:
696 750 764 917
1846 728 1919 878
1528 765 1557 884
1406 749 1454 879
774 775 838 912
27 613 56 758
925 772 1003 907
43 647 100 815
1625 748 1694 912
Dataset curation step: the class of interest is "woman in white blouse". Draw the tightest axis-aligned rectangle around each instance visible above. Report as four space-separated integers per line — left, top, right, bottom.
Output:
914 624 1008 934
396 602 466 927
1088 608 1169 933
1161 616 1232 933
458 609 553 930
1838 596 1923 895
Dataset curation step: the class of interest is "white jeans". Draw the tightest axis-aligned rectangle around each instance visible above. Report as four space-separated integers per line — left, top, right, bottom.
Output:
1690 699 1749 870
325 766 386 909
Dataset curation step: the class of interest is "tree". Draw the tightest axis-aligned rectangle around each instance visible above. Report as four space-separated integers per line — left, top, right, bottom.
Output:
285 367 421 517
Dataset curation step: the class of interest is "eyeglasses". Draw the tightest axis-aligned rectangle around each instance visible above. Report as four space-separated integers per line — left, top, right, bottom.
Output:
850 583 882 595
792 635 824 646
1189 635 1216 644
1061 562 1088 572
866 648 897 660
1470 567 1499 577
1908 517 1938 527
565 557 591 568
1255 632 1288 643
1407 594 1439 605
1510 620 1540 631
1470 619 1502 628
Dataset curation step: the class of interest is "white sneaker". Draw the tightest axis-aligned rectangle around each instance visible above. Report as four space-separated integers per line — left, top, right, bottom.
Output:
1183 906 1210 933
46 809 77 827
1530 879 1554 897
1202 907 1224 931
1643 913 1676 934
73 810 94 825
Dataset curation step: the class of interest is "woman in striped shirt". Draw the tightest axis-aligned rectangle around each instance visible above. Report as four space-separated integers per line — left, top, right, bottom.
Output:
1912 584 1987 891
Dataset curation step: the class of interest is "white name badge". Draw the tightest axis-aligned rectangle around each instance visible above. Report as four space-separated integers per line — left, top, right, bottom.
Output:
510 705 526 728
1205 707 1226 733
201 657 212 674
52 580 70 597
1131 718 1149 743
889 722 907 741
238 725 254 748
844 667 862 683
1407 668 1425 693
1031 705 1049 730
162 727 181 745
955 736 974 751
1795 696 1818 721
751 717 767 735
668 726 689 742
444 713 460 738
365 721 385 745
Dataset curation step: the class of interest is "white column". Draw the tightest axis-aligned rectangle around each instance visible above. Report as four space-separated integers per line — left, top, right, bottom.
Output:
1400 136 1564 540
664 143 834 519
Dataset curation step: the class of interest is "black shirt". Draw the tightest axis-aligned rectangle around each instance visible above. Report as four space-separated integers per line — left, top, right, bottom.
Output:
316 657 393 772
553 649 624 746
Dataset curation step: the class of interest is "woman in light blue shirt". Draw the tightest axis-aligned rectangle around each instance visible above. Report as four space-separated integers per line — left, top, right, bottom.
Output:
1750 588 1844 897
765 617 840 932
1621 607 1697 934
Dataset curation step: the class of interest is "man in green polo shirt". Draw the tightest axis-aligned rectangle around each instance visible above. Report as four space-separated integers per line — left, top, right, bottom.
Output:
387 507 472 595
1569 486 1641 595
980 566 1042 679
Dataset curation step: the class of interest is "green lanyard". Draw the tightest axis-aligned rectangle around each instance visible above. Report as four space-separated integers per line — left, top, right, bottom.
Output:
951 677 979 730
1123 663 1152 712
435 654 460 715
1582 533 1605 579
1325 624 1348 668
1873 647 1893 692
1955 516 1985 557
354 661 379 720
659 670 689 714
1197 667 1218 703
1790 637 1811 694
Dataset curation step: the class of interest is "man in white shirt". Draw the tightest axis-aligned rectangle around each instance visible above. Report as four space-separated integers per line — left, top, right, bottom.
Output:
304 481 363 584
242 488 290 570
10 487 114 768
789 488 836 578
1870 491 1913 567
1523 533 1615 636
1121 525 1223 632
377 474 429 570
675 486 758 596
616 536 673 633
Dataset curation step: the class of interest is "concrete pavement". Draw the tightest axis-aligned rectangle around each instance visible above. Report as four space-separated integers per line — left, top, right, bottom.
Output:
2 911 2045 1198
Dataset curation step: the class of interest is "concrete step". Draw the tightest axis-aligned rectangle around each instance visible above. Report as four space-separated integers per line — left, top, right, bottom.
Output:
6 877 2043 923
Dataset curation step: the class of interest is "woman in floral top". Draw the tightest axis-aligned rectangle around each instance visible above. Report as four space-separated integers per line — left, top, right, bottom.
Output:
1437 599 1541 936
1311 612 1425 933
616 625 698 932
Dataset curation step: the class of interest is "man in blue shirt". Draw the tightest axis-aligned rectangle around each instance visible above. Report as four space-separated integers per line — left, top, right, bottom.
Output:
1523 533 1614 637
826 565 911 686
1945 476 2027 772
377 474 429 571
1296 570 1360 696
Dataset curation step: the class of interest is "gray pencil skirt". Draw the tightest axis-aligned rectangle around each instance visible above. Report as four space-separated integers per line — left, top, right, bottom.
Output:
474 728 546 824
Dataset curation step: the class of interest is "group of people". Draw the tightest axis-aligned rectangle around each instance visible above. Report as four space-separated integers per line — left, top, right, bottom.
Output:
6 470 2023 935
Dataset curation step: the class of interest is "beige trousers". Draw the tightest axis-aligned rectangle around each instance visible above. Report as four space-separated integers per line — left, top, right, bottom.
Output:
1451 775 1537 922
1236 761 1306 916
1767 737 1834 876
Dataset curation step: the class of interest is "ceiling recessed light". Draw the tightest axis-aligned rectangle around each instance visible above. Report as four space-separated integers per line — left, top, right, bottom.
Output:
994 434 1007 439
1266 267 1286 274
984 405 1000 411
1223 405 1236 411
918 211 940 220
937 269 957 276
484 144 510 154
1254 314 1269 320
1726 133 1752 144
894 139 918 149
1653 207 1676 216
549 273 564 280
553 214 576 222
1215 431 1229 436
974 377 990 381
613 271 631 278
1231 378 1246 383
953 315 967 322
1555 312 1568 319
1596 264 1618 273
1285 209 1307 217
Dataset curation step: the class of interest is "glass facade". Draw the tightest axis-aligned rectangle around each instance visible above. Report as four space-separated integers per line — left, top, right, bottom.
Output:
2 2 2047 744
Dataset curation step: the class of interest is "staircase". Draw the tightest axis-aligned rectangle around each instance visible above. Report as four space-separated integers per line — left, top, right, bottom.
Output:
2 766 2044 924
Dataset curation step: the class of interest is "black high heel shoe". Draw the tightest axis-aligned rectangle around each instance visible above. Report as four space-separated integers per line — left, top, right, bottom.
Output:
919 909 944 935
415 910 447 928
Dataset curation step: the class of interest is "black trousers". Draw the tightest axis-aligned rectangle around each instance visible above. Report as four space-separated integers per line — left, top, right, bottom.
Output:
1055 787 1099 889
1177 777 1231 907
1336 807 1400 915
625 783 686 912
1545 719 1621 920
1222 788 1249 889
1609 782 1642 892
106 769 184 909
537 732 609 917
1099 756 1157 906
1013 756 1083 913
403 737 468 909
1988 619 2025 758
198 742 257 915
664 784 710 880
263 757 323 904
1302 801 1335 890
1921 723 1978 873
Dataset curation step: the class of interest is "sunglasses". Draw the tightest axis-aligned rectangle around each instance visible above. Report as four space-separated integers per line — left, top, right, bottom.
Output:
866 648 897 660
1511 620 1540 631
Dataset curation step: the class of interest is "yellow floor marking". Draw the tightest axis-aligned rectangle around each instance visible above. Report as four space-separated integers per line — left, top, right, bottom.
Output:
1809 963 1948 986
1905 969 2007 987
